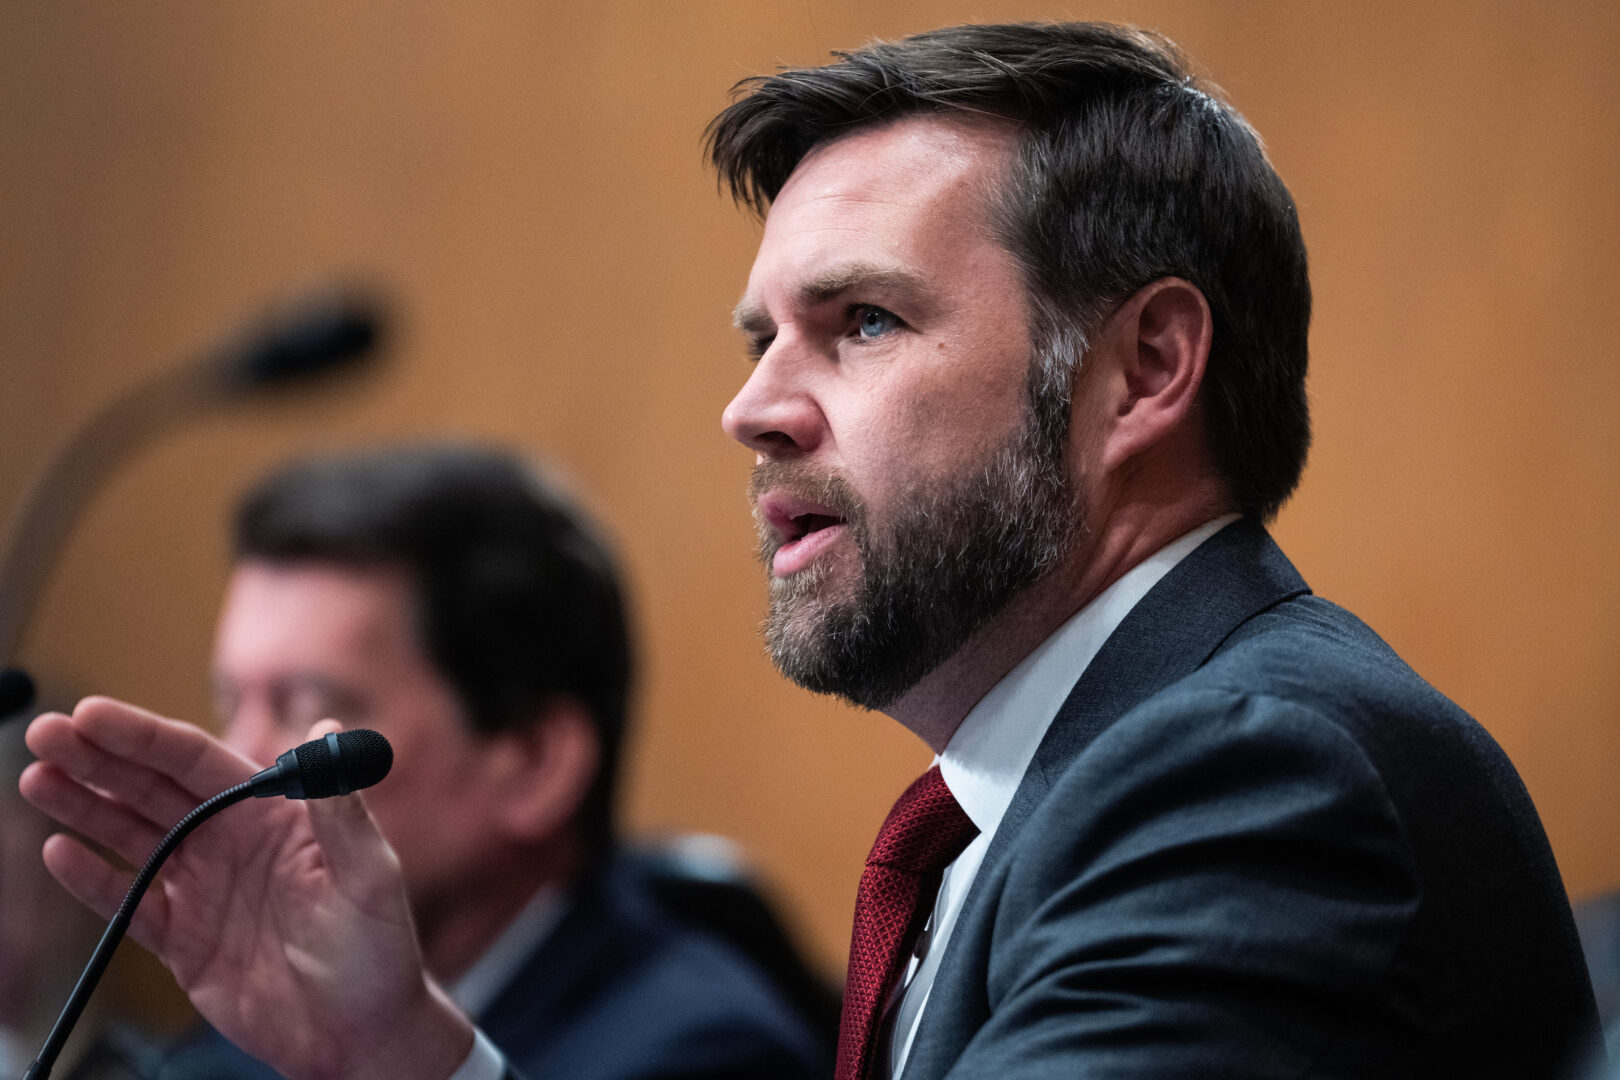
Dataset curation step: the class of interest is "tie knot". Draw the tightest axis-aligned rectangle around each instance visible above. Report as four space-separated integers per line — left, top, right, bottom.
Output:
866 764 978 875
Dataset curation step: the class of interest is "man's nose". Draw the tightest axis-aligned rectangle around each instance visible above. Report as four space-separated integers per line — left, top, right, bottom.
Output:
720 337 825 458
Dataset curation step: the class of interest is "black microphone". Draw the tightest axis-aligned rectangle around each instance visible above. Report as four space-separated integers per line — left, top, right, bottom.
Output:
24 729 393 1080
217 288 383 393
0 667 34 717
248 728 394 799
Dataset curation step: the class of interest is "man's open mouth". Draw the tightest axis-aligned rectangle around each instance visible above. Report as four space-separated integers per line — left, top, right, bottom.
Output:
758 492 850 576
786 512 843 541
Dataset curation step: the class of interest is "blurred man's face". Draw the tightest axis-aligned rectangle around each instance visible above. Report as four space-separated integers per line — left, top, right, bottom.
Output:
212 560 502 922
721 117 1077 709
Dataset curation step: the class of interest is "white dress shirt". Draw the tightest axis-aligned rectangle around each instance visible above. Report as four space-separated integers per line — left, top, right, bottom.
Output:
885 515 1237 1079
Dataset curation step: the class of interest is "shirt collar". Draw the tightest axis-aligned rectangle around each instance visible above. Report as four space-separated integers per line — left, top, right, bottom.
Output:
938 514 1240 835
446 883 566 1018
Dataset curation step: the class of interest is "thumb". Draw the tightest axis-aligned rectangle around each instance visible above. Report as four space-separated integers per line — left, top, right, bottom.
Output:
300 721 407 915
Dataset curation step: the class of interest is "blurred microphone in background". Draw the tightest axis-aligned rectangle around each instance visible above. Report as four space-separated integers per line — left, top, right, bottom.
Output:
0 284 387 705
0 668 34 718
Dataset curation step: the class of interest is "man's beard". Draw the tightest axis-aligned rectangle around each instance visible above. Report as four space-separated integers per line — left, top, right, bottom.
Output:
750 395 1079 711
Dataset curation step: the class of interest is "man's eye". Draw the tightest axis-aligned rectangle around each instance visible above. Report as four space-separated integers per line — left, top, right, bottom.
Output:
854 305 900 340
746 334 775 361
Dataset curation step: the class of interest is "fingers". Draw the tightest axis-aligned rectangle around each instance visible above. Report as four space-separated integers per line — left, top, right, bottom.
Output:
305 719 342 741
294 720 410 925
27 700 258 827
38 832 126 920
305 786 409 922
72 697 258 801
19 758 168 868
38 832 171 954
24 712 199 836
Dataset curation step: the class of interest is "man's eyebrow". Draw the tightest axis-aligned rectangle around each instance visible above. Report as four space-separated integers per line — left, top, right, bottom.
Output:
733 297 772 338
732 264 929 336
799 264 926 305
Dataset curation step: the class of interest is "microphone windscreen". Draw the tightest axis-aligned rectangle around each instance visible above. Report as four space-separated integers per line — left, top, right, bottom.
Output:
335 728 394 790
291 729 394 798
224 289 384 391
0 668 35 717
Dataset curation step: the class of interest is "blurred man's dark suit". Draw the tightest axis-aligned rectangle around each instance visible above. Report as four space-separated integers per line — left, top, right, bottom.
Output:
899 520 1599 1078
154 855 825 1080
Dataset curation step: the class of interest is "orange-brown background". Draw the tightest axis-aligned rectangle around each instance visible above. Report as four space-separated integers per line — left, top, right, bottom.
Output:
3 0 1617 1012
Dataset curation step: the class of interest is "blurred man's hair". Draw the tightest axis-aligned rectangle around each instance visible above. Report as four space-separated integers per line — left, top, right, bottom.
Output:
706 22 1312 520
234 444 633 852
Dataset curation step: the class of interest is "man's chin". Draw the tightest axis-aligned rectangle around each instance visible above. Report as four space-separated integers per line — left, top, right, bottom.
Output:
766 588 840 651
766 589 853 675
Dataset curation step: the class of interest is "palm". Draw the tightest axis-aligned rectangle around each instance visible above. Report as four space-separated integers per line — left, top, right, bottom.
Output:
151 803 376 1072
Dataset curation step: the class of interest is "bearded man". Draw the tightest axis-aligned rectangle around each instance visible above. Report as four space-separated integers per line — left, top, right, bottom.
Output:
20 20 1603 1080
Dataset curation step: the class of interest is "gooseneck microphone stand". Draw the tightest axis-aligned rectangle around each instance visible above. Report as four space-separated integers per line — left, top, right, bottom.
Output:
22 779 255 1080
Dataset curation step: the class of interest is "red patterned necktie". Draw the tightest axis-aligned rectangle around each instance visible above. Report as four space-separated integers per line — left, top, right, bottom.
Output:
835 765 979 1080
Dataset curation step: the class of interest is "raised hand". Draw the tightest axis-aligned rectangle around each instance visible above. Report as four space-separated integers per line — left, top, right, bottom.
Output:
20 696 475 1080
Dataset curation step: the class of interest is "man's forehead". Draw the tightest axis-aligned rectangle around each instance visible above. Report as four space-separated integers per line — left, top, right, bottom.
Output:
233 557 412 597
222 560 418 652
791 113 1018 187
760 118 1013 231
732 116 1017 329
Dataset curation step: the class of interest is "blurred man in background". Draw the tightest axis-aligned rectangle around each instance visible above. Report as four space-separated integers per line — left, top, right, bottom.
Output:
162 444 825 1080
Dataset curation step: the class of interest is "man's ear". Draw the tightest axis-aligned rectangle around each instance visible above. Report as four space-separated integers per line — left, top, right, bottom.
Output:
1092 277 1213 472
480 699 600 844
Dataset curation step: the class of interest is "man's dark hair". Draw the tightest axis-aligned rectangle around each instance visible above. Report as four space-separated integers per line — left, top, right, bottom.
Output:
234 444 633 852
706 22 1312 520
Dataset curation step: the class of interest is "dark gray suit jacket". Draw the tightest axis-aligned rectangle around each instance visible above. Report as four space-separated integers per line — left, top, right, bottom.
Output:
902 520 1599 1078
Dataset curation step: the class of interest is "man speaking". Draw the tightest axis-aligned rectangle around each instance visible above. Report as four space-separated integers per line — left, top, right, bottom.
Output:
19 21 1601 1080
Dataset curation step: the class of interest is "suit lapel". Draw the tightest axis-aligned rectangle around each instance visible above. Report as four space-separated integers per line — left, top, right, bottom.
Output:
1025 518 1309 798
478 860 655 1060
477 883 602 1052
900 519 1309 1080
